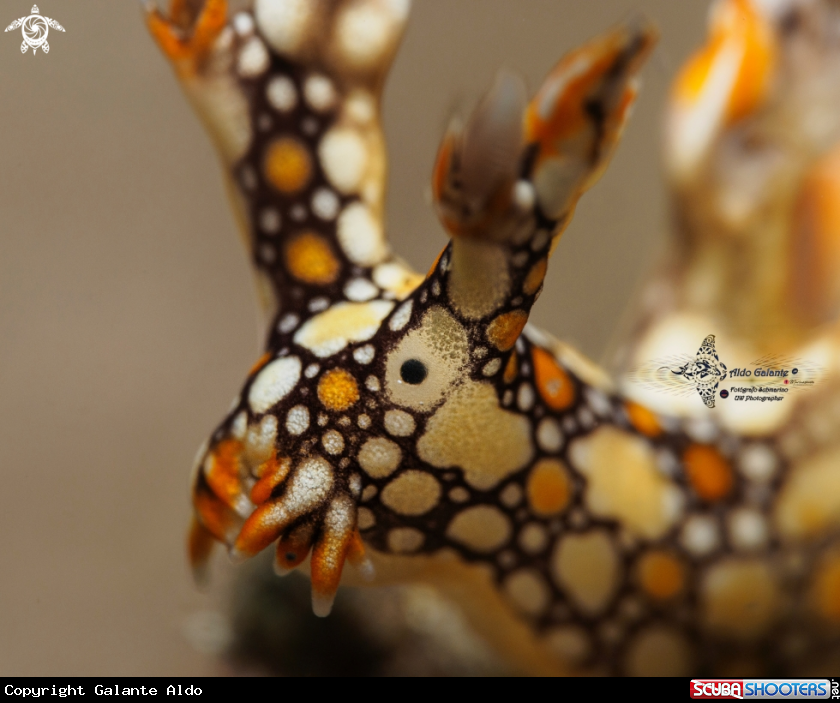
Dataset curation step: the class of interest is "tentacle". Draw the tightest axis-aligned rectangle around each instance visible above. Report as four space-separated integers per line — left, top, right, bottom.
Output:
187 514 217 586
147 0 228 74
273 520 315 575
234 455 334 558
667 0 776 183
192 473 243 545
310 494 357 616
145 0 416 319
345 528 374 580
428 19 656 347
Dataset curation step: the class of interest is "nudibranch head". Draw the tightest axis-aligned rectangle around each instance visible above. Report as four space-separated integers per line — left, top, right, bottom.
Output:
168 0 657 620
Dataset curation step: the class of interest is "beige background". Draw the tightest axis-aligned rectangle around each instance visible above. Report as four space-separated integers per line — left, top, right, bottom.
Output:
0 0 706 675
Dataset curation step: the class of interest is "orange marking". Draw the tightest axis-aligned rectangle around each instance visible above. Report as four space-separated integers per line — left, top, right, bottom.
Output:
265 137 312 194
673 0 776 124
249 352 271 377
187 514 216 585
523 259 547 296
274 522 314 574
235 501 287 557
194 483 239 543
317 368 360 411
637 550 685 600
310 522 354 606
532 346 575 411
526 458 572 517
146 0 227 73
284 231 340 285
503 351 518 384
683 444 734 501
812 552 840 623
486 310 528 352
789 142 840 324
525 23 655 153
204 439 244 510
625 400 662 438
250 455 291 505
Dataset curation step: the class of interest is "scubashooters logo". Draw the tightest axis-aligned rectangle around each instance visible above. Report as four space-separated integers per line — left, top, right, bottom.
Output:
628 336 823 409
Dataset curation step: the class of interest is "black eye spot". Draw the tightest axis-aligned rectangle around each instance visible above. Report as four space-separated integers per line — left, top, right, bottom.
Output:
285 552 296 561
400 359 427 385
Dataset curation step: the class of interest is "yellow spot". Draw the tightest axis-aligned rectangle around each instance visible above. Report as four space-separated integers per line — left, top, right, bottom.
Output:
625 401 661 438
504 569 550 617
373 262 424 299
265 137 312 193
518 522 548 554
284 232 340 285
317 368 359 411
523 259 547 296
702 559 779 640
357 437 401 478
417 382 533 490
357 507 375 530
294 300 394 358
624 626 693 677
486 310 528 351
544 626 591 668
526 458 572 517
811 551 840 623
637 551 685 600
532 346 575 411
551 530 620 616
387 527 424 553
775 447 840 539
381 471 441 516
503 351 518 384
447 505 511 552
571 427 681 540
684 444 733 502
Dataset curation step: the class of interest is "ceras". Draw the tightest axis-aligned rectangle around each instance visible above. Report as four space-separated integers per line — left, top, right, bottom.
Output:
146 0 840 675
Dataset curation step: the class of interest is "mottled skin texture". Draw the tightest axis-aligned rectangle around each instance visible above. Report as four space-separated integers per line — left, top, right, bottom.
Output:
148 0 840 675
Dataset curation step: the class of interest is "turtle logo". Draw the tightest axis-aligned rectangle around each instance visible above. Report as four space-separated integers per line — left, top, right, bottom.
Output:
669 335 728 409
4 5 64 55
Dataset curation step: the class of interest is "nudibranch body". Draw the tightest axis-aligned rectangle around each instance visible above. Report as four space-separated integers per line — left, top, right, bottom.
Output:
148 0 840 675
616 0 840 430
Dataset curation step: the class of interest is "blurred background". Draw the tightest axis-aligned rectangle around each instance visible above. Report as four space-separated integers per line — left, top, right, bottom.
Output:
0 0 707 675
